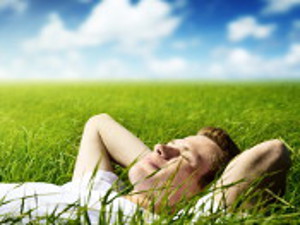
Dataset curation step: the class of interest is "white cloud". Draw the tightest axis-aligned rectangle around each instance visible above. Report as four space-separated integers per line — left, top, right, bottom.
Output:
18 0 186 80
0 67 7 78
23 0 180 52
1 51 85 80
171 38 201 50
262 0 300 14
209 48 264 78
0 0 28 14
96 58 140 79
146 57 188 77
207 44 300 79
23 14 78 52
0 53 10 79
171 41 187 50
284 44 300 65
227 16 276 42
3 43 300 80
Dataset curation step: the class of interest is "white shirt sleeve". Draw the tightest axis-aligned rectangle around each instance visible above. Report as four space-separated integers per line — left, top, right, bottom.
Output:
0 170 153 224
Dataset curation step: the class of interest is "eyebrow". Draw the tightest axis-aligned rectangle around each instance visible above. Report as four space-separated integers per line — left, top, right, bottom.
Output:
182 145 190 151
168 139 192 152
181 153 191 162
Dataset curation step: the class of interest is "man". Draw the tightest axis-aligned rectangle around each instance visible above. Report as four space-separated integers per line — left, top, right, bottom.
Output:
73 114 291 214
0 113 291 224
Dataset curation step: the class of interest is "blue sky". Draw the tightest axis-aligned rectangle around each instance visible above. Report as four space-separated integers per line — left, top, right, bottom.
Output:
0 0 300 80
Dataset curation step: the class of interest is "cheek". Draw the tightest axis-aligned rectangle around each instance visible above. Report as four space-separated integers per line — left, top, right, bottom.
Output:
172 166 200 186
168 172 201 205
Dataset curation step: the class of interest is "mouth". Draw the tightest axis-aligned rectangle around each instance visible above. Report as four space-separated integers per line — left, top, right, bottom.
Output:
151 163 160 170
147 160 160 170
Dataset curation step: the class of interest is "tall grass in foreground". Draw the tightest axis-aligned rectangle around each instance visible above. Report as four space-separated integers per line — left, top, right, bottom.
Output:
0 82 299 224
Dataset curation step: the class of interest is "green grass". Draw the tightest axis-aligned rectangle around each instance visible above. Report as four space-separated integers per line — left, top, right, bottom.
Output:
0 81 299 224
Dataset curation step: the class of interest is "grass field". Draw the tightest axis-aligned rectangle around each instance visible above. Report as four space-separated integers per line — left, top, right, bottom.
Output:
0 82 299 224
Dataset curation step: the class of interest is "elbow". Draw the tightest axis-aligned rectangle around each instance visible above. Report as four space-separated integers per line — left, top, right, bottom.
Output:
85 113 112 127
94 113 111 120
267 139 292 170
268 139 288 156
90 113 111 121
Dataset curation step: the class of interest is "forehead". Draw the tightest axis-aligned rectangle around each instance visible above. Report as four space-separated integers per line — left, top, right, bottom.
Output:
182 135 221 156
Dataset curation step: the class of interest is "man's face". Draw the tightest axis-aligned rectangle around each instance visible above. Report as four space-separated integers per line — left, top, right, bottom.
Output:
128 135 223 205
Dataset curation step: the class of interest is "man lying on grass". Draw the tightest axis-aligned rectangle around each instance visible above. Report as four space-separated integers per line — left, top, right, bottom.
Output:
0 113 291 223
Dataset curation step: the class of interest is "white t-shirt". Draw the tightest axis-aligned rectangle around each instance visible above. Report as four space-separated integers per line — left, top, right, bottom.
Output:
0 170 152 224
0 171 217 224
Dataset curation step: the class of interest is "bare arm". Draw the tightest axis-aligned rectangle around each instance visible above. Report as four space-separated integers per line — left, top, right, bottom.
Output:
72 113 151 181
213 139 291 209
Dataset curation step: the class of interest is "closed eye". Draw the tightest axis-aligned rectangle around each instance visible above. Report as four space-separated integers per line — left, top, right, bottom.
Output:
181 154 191 162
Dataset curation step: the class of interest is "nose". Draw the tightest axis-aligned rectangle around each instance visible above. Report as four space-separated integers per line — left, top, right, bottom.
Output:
154 144 180 160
